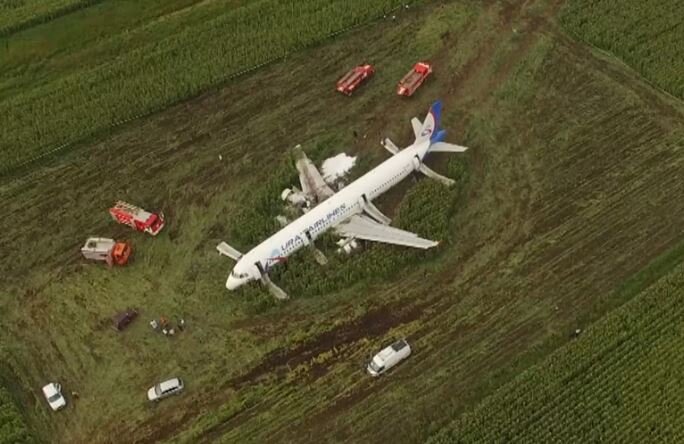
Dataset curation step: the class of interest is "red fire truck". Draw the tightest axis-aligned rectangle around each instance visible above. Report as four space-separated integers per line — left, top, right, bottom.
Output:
336 64 374 96
109 201 165 236
397 62 432 97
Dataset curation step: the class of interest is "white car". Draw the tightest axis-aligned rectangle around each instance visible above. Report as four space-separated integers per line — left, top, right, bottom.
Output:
42 382 66 411
367 339 411 377
147 377 184 402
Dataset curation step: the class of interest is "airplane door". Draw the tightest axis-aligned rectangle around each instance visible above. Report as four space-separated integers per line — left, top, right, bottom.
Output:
358 194 369 209
302 229 313 245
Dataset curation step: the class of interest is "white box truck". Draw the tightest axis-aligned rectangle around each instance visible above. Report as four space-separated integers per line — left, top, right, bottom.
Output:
367 339 411 376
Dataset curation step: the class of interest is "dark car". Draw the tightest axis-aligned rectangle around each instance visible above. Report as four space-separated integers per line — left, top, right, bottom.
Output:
113 308 138 331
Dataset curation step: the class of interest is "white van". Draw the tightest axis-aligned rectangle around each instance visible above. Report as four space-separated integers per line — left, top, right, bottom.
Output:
367 339 411 376
147 377 184 402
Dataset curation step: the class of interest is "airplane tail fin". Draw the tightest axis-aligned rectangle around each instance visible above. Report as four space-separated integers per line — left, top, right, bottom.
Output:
410 100 468 153
413 100 470 186
414 100 442 144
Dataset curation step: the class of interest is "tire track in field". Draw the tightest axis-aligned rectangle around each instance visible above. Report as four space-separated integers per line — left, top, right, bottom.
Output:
132 287 428 444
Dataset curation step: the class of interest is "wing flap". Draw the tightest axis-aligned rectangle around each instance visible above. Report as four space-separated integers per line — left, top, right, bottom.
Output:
335 215 438 249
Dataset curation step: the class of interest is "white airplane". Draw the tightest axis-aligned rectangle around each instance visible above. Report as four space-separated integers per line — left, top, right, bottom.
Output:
217 100 468 299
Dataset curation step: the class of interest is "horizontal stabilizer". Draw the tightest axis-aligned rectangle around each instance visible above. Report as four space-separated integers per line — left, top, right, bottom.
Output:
411 117 422 138
430 142 468 153
418 164 455 186
216 242 243 261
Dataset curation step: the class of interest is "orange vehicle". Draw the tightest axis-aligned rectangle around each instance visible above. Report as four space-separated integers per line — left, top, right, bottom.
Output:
81 237 132 266
397 62 432 97
336 64 375 96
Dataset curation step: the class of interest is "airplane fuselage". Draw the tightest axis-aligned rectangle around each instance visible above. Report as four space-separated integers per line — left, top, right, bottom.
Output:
226 140 430 289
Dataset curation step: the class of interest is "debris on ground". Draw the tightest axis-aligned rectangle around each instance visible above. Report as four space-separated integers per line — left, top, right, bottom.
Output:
321 153 356 184
150 316 186 337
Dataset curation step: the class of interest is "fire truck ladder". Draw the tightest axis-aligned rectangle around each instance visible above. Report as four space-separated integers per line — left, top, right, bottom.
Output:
114 201 142 216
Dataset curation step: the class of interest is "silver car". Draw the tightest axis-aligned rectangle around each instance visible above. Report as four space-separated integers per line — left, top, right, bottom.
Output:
147 377 184 402
42 382 67 411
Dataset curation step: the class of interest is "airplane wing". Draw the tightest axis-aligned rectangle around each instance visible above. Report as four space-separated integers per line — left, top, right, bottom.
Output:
334 215 438 249
293 145 335 202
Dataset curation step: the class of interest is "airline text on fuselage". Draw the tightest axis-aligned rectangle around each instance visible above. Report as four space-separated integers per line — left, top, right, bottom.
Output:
280 202 348 252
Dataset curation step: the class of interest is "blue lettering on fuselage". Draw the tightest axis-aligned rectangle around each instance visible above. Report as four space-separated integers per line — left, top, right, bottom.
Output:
281 202 347 252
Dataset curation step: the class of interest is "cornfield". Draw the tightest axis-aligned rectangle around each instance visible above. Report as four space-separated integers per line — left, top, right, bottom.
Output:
561 0 684 99
0 385 33 444
427 261 684 443
0 0 410 175
0 0 102 37
229 153 469 304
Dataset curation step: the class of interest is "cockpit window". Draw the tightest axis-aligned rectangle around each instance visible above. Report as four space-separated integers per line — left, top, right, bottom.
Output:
231 271 249 279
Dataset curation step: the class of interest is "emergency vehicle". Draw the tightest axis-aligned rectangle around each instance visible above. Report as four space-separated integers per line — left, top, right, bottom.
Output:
81 237 132 266
336 64 374 96
397 62 432 96
109 201 165 236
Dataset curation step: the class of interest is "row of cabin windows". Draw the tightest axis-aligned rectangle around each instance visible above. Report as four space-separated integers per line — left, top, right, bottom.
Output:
372 170 405 195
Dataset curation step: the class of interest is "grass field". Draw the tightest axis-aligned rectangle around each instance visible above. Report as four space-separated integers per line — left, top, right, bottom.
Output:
427 243 684 443
0 0 408 174
1 0 684 442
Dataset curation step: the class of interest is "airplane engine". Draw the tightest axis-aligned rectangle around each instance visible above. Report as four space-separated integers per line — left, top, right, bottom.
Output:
336 238 359 254
412 155 421 170
281 188 312 209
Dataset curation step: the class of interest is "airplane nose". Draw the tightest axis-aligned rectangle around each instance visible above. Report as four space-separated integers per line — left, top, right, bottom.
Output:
226 276 239 290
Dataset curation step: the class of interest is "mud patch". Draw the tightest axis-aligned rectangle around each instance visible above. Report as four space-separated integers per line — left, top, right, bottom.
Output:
132 298 425 444
227 300 425 389
191 300 426 442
